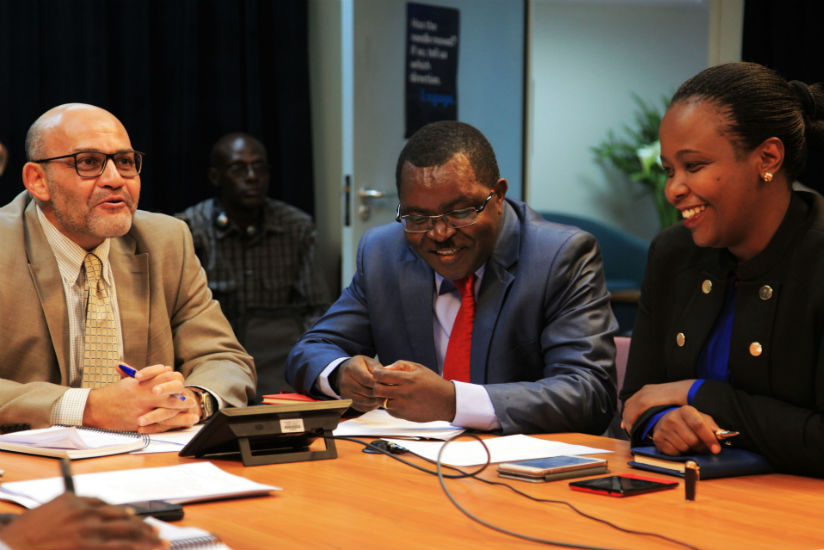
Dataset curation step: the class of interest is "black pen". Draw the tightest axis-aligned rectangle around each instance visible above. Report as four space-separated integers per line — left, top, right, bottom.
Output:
684 460 699 501
60 457 75 494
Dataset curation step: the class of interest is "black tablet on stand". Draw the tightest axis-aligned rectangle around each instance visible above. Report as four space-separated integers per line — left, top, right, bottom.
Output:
179 400 352 466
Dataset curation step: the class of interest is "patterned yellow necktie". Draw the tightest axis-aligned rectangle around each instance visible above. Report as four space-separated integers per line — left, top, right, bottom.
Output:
80 253 121 388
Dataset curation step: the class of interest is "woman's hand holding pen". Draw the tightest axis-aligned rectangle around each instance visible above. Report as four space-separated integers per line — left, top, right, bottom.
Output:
622 380 723 455
650 405 722 455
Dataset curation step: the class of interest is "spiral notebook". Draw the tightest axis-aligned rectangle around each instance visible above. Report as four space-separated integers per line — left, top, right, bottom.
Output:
0 426 148 459
145 517 232 550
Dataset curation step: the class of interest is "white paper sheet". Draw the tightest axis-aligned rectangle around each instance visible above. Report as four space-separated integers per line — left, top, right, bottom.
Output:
135 425 203 454
333 409 465 440
382 434 611 466
0 461 279 509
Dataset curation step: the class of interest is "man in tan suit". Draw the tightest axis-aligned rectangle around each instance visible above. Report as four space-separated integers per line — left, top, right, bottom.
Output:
0 103 255 433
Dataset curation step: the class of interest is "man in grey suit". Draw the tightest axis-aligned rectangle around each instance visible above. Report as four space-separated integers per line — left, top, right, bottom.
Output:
287 121 616 434
0 103 255 433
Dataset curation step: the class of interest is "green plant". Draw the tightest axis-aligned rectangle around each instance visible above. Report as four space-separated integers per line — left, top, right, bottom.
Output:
592 94 679 229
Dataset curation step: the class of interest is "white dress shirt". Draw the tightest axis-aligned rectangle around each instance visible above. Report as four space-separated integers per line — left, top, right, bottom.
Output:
319 266 500 430
37 206 123 426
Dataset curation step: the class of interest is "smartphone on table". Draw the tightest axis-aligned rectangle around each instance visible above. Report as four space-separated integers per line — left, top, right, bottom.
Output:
125 500 184 521
569 474 677 497
497 455 608 482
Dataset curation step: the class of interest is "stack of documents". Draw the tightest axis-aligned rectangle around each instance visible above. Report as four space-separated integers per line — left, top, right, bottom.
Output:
138 425 203 454
333 409 464 440
0 426 147 459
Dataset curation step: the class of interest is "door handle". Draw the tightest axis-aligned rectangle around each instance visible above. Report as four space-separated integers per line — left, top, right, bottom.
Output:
357 188 397 221
358 188 395 200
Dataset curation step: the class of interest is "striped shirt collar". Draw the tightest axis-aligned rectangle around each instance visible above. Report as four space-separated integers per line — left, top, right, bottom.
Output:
35 204 112 286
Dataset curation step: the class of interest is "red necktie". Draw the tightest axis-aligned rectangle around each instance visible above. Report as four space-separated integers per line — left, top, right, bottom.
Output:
443 275 476 383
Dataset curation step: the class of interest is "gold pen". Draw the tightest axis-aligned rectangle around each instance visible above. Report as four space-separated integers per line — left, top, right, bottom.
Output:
715 429 739 446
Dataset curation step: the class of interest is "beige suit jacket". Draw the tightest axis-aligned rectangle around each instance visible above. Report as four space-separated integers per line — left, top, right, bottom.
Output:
0 191 256 428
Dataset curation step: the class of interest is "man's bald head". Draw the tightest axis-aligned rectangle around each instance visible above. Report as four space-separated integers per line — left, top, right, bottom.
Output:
25 103 126 161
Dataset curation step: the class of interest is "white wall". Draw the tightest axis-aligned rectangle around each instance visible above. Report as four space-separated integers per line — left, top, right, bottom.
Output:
308 0 345 296
450 0 525 197
310 0 524 291
351 0 525 199
527 0 711 240
312 0 743 287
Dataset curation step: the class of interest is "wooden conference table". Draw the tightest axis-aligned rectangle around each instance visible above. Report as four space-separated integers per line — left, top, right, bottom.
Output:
1 433 822 550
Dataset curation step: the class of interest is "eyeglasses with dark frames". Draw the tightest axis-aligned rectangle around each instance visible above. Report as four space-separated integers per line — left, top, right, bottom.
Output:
395 191 497 233
31 150 144 178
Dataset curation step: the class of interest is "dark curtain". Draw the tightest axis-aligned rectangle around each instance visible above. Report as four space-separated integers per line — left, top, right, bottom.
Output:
0 0 314 216
742 0 824 193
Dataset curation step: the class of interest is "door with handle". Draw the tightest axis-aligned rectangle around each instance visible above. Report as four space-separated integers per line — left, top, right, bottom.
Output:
357 187 397 222
332 0 524 289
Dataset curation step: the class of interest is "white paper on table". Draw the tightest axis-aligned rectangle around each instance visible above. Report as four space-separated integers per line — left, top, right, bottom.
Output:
0 461 279 509
382 434 612 466
333 409 465 440
135 425 204 454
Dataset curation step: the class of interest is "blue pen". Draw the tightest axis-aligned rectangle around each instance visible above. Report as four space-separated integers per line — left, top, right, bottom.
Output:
119 363 186 401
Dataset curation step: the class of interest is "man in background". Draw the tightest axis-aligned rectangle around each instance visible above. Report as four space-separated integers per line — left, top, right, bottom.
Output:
0 103 255 433
287 121 616 434
177 132 329 398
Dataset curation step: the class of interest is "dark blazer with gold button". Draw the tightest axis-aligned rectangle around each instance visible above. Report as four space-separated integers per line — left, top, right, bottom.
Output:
621 190 824 477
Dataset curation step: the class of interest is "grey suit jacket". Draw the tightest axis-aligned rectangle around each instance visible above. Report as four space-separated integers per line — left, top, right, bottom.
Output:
0 192 256 428
287 199 617 434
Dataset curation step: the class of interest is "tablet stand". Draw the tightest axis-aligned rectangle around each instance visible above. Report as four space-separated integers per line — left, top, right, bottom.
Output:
236 426 339 466
179 400 351 466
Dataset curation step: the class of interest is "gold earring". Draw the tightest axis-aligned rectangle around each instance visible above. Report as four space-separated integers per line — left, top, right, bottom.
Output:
762 172 773 182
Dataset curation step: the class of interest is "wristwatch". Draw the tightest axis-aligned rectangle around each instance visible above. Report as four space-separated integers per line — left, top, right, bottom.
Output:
189 387 217 421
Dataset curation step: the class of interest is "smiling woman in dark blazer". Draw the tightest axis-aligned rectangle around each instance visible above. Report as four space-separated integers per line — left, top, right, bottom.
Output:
620 62 824 477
